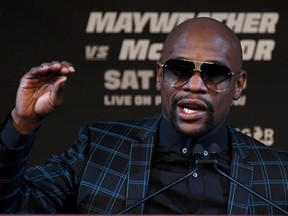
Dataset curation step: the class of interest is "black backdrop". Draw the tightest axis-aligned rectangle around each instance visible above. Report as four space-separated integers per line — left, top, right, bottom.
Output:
0 0 287 166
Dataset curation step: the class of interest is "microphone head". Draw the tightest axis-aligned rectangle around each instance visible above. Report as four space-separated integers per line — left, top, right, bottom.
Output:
208 143 221 159
192 144 204 160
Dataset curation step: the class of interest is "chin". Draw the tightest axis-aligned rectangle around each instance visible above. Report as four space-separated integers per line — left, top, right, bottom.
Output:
176 122 210 137
169 109 215 137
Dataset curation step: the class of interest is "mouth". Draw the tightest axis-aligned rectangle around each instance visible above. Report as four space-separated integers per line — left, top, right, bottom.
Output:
176 98 208 121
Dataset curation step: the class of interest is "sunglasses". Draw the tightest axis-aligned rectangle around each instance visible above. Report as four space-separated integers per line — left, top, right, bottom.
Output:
158 59 239 92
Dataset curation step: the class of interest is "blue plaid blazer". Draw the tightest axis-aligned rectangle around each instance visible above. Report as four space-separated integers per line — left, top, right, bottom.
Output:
1 113 288 215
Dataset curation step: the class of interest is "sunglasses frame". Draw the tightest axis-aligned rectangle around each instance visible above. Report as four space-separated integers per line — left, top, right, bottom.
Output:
157 59 239 93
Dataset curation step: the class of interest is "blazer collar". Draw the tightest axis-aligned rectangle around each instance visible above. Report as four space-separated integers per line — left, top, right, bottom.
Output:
125 114 162 214
227 126 253 215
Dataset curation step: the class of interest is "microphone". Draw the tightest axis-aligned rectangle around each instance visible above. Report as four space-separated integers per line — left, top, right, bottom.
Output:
208 143 288 215
118 144 204 214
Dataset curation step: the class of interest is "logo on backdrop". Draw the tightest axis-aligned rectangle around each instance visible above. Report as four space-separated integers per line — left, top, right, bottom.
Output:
236 126 275 146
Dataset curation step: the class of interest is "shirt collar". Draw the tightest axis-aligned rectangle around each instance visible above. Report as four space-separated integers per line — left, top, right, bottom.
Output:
159 116 229 157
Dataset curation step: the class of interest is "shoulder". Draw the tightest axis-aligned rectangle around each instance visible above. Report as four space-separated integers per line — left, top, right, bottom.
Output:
87 114 161 132
77 114 162 143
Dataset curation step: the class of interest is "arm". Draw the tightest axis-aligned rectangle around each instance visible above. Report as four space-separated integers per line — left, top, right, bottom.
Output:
0 61 75 213
0 124 89 213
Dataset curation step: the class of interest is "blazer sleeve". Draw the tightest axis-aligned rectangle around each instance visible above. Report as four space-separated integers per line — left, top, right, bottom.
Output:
0 118 90 213
0 115 35 212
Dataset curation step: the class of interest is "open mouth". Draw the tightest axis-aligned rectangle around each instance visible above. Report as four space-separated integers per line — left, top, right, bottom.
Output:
177 99 208 121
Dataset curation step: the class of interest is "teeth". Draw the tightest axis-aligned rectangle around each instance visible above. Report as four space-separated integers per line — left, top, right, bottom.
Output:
183 107 196 114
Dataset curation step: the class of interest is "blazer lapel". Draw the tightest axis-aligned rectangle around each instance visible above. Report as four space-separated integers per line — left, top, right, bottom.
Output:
125 114 161 214
227 128 253 215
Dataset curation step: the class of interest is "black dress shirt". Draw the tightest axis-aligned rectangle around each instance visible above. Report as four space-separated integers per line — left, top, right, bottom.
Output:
144 117 231 214
0 115 35 148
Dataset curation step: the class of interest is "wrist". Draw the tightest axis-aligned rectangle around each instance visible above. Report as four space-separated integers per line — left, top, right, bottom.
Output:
11 109 41 135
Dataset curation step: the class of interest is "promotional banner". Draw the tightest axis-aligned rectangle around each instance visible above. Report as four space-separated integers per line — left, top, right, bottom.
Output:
0 0 287 165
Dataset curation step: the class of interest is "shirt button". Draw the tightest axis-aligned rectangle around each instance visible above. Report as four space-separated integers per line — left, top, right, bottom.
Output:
182 147 188 154
193 172 198 178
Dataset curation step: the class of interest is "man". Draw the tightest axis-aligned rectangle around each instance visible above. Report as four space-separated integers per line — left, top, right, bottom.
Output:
1 17 288 215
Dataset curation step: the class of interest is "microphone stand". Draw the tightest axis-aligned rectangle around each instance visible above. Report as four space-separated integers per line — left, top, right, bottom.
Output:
208 143 288 215
213 163 288 215
119 144 205 214
118 164 199 214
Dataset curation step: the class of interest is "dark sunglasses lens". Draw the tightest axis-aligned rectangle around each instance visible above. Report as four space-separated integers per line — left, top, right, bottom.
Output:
164 60 194 85
201 64 231 84
162 59 233 91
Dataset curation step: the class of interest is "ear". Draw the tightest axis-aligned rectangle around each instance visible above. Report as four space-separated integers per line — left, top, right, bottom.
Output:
156 62 162 91
233 70 247 100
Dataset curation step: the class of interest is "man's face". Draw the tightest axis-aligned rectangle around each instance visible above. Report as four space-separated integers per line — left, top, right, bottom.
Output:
156 26 246 136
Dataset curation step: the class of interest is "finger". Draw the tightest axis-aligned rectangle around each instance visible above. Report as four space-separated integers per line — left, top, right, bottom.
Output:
60 60 74 68
27 62 61 77
59 61 75 74
45 61 63 72
43 60 75 75
28 61 74 78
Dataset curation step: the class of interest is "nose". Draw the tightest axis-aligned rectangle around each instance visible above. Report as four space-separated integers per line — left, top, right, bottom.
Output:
182 71 209 93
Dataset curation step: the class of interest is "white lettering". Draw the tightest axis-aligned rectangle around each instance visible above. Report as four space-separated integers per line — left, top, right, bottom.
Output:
259 13 279 33
86 12 279 34
134 95 152 106
85 45 109 60
225 13 246 33
241 40 256 61
241 39 275 61
119 39 149 60
86 12 117 33
121 70 139 89
210 13 229 23
134 12 152 33
104 70 154 90
242 13 262 33
154 95 161 106
149 13 194 33
137 71 154 89
104 95 132 106
236 127 275 146
119 39 162 60
113 12 133 33
254 40 275 61
104 70 120 90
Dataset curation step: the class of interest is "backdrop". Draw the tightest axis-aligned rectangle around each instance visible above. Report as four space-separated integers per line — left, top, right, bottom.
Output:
0 0 287 166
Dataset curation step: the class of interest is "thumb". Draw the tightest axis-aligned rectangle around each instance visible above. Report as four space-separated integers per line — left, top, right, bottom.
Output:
51 76 67 106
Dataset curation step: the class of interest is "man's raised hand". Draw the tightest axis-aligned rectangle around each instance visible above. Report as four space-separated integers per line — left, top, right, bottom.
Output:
11 61 75 134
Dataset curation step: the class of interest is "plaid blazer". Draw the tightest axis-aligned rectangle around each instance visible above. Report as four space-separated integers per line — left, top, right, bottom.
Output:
1 113 288 215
